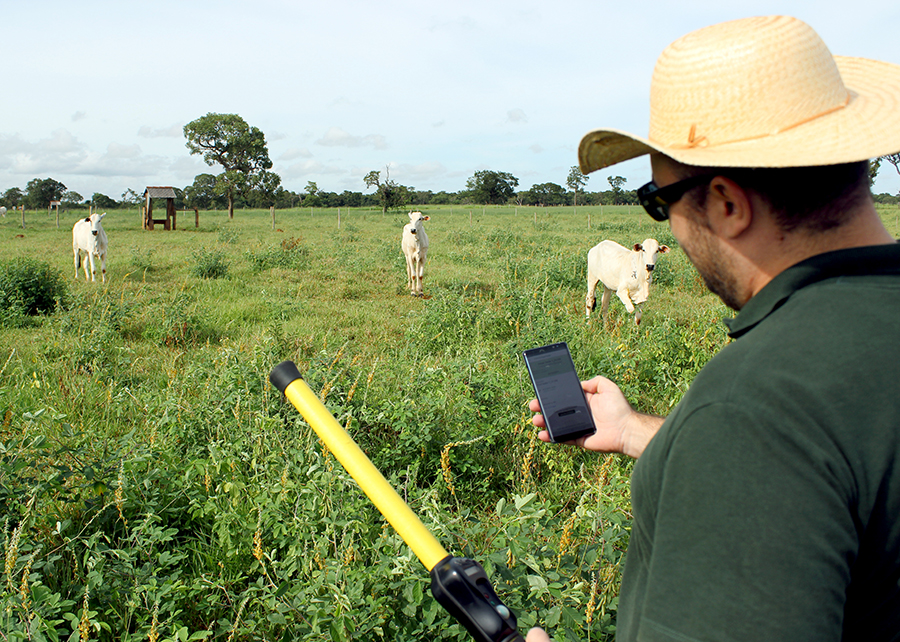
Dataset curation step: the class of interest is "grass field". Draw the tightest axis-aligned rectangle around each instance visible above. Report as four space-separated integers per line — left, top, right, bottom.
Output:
2 202 898 641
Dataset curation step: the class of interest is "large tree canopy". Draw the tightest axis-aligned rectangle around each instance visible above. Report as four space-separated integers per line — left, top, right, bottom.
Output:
466 170 518 205
183 113 280 219
23 178 67 209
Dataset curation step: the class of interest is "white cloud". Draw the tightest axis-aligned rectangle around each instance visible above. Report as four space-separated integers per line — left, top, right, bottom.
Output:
137 124 184 138
278 148 313 161
72 111 87 122
316 127 388 150
507 109 528 124
106 143 142 159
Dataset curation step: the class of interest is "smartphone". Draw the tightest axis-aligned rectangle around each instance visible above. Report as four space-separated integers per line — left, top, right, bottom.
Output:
523 342 596 443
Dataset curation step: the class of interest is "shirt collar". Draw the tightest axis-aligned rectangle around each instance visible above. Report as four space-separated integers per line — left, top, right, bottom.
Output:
724 243 900 338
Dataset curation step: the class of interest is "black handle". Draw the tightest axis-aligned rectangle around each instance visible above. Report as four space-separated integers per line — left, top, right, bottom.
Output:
431 556 525 642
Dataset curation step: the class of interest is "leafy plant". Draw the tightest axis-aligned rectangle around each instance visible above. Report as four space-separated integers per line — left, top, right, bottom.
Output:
190 247 229 279
0 257 67 317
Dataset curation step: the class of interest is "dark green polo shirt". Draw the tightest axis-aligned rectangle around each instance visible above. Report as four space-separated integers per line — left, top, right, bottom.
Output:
617 243 900 642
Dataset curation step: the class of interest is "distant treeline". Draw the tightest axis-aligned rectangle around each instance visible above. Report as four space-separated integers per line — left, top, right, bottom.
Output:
2 177 898 212
1 181 642 211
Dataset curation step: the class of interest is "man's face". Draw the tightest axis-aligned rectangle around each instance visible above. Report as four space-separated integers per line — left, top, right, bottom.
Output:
650 156 745 311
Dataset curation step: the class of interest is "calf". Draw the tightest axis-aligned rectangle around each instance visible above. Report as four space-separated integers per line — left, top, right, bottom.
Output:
73 213 109 282
585 238 668 325
401 211 430 296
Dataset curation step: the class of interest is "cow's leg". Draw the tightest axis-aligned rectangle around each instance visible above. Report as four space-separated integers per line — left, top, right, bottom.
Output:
73 248 80 280
82 254 91 281
405 254 415 293
87 252 96 282
634 305 643 325
615 287 636 314
412 257 421 296
600 287 612 320
586 272 599 317
416 256 426 296
100 251 107 283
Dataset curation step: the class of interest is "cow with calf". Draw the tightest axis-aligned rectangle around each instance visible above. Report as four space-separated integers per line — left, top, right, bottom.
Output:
585 238 669 325
72 212 109 283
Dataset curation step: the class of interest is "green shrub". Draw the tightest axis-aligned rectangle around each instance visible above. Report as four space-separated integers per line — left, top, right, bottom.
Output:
190 248 229 279
0 257 67 317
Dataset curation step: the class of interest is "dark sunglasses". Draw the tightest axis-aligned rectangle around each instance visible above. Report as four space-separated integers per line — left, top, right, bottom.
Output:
637 174 716 221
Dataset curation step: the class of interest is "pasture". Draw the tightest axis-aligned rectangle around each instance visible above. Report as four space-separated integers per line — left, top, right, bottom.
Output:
2 203 898 641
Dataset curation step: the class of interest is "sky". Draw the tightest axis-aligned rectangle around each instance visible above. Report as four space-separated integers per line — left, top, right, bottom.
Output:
3 0 899 202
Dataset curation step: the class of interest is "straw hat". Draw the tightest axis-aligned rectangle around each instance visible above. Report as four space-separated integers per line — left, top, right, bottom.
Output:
578 15 900 173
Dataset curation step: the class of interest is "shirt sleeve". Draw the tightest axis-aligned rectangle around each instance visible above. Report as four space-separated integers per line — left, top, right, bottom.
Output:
628 401 857 642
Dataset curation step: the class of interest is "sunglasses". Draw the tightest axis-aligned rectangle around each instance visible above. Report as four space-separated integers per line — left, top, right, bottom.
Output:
637 174 716 221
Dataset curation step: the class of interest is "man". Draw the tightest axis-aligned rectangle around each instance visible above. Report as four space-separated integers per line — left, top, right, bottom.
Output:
527 15 900 642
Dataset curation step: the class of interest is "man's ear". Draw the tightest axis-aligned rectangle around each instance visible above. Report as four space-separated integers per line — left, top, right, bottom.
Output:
706 176 753 239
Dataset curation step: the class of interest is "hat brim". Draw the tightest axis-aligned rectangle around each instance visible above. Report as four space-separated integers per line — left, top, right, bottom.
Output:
578 56 900 174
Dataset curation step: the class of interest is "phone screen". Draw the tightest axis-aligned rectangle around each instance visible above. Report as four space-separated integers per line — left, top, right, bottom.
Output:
523 342 596 443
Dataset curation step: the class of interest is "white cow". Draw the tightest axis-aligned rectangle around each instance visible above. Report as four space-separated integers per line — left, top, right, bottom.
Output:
0 206 6 217
73 212 109 282
401 211 430 296
585 238 669 325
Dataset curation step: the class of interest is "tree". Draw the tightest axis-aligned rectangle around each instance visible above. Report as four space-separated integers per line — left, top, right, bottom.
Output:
884 154 900 178
2 187 23 208
61 191 84 207
567 166 589 207
608 176 627 205
121 188 142 206
184 174 218 209
302 181 322 207
364 167 410 213
466 170 518 204
523 182 568 206
92 193 118 209
23 178 67 209
869 158 882 187
183 113 281 219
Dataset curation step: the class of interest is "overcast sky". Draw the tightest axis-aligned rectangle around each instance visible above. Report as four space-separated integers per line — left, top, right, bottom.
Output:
3 0 899 201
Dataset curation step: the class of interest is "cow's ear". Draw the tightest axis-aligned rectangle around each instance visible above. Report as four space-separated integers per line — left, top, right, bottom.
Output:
659 245 669 253
633 244 643 252
423 216 430 221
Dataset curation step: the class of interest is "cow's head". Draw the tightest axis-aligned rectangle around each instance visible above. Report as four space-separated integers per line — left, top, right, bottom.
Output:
407 211 429 233
635 238 669 276
89 212 106 237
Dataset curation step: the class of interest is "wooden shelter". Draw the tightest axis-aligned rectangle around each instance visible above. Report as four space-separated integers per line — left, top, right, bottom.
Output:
142 186 177 230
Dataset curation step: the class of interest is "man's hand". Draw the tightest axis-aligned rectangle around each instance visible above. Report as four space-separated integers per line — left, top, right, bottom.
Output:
529 375 663 459
526 627 551 641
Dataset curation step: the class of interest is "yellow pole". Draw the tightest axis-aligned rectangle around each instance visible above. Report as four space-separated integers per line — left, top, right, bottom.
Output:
281 375 449 571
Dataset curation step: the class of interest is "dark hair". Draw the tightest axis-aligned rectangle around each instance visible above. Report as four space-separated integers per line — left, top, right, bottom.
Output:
676 160 871 233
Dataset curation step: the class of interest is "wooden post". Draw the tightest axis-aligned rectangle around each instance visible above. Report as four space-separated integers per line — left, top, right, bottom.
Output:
337 208 341 229
165 198 175 230
195 207 199 228
146 193 154 230
271 205 275 230
21 205 25 229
